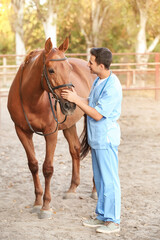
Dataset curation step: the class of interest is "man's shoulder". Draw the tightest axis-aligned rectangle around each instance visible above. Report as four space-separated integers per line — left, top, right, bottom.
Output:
111 72 120 81
108 73 122 89
103 73 122 99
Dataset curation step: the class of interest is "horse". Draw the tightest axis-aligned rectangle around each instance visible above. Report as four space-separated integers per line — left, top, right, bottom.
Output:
7 37 96 219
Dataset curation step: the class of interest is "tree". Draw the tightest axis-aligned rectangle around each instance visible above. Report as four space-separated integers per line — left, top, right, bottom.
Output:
23 1 45 51
76 0 110 56
1 0 160 58
31 0 57 47
135 0 160 66
0 0 15 54
10 0 26 65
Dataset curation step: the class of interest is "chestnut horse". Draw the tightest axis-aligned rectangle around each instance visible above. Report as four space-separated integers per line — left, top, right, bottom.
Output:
7 37 96 219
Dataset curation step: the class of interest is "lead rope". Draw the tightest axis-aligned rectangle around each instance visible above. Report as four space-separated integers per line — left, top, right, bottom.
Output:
48 93 67 124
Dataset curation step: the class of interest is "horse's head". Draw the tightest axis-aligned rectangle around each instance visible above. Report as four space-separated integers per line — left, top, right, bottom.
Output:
42 37 76 116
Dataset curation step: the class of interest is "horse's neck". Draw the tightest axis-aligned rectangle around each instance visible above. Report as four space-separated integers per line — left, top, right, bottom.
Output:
22 53 45 103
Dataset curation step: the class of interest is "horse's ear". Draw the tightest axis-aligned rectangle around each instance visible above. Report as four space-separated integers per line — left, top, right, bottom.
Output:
58 37 69 52
45 38 53 54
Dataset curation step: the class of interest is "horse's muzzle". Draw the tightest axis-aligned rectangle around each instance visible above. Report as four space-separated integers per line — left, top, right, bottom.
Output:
59 98 76 116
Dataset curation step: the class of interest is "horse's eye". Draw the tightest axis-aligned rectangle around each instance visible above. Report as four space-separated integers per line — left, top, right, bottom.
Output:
48 68 55 74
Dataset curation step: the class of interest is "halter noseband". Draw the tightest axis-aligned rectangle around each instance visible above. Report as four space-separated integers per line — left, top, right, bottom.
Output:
50 57 67 61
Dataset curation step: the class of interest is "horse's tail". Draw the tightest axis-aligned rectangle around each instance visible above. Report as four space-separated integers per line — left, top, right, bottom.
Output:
79 114 91 160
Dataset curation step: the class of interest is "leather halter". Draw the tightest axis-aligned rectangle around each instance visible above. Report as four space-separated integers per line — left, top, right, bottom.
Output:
19 52 74 136
41 53 74 100
50 57 67 61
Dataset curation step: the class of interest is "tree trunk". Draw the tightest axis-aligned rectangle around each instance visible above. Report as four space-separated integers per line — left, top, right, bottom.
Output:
135 0 148 68
135 0 160 86
15 32 26 65
136 0 160 67
42 12 57 47
11 0 26 65
34 0 57 47
78 0 109 55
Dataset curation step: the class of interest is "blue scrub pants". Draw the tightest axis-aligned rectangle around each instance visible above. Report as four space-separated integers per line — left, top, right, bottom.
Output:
91 144 121 224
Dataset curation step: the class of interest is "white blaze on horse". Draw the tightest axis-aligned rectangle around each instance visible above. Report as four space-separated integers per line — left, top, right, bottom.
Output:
7 37 96 219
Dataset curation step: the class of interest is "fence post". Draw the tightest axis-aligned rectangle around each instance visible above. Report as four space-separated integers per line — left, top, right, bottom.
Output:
155 53 160 100
3 57 7 88
126 70 131 87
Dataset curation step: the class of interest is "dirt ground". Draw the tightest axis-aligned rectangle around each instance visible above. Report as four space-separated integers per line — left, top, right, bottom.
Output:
0 96 160 240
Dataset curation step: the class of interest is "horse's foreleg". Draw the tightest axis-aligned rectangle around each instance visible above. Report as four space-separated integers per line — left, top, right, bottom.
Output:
63 125 80 197
38 132 58 219
15 125 43 207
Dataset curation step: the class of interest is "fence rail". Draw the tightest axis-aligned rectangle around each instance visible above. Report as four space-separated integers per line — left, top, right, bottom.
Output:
0 52 160 99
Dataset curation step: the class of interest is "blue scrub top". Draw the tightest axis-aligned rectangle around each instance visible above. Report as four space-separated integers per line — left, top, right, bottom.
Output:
87 73 122 149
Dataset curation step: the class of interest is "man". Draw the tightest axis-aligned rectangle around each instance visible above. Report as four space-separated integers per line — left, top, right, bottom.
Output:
61 47 122 234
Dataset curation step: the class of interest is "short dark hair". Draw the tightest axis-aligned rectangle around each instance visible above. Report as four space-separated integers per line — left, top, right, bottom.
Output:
90 47 112 69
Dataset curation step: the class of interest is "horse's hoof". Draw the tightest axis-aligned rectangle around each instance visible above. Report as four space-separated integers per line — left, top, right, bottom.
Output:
63 192 77 199
30 205 42 213
38 209 53 219
91 192 98 200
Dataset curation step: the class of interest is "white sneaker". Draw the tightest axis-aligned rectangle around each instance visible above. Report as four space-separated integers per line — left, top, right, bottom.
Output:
82 218 104 228
96 222 120 233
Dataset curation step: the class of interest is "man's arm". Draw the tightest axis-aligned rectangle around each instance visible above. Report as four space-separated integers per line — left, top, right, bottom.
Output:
61 88 103 121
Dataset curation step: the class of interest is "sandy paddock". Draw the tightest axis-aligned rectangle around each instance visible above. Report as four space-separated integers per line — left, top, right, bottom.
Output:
0 96 160 240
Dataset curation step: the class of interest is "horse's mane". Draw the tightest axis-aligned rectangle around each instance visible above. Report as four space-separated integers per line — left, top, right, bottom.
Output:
24 49 43 65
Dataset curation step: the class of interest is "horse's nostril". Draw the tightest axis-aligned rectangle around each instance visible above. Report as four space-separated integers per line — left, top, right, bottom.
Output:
64 102 70 109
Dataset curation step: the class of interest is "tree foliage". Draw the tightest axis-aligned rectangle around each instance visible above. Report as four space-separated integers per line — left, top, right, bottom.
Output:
23 1 45 51
0 0 160 54
0 0 15 53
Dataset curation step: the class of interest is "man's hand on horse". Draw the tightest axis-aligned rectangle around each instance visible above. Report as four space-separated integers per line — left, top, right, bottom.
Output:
61 87 78 104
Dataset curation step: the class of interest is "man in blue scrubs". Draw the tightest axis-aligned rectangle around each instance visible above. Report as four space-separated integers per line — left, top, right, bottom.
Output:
61 48 122 234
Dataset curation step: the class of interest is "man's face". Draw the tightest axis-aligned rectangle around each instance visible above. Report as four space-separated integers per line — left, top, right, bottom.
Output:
88 55 100 75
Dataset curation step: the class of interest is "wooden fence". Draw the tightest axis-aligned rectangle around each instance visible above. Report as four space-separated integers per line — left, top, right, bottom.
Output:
0 52 160 99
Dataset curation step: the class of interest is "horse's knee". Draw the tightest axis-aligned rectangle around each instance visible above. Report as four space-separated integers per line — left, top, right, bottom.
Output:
70 144 80 159
74 144 81 154
28 160 38 174
43 163 54 178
